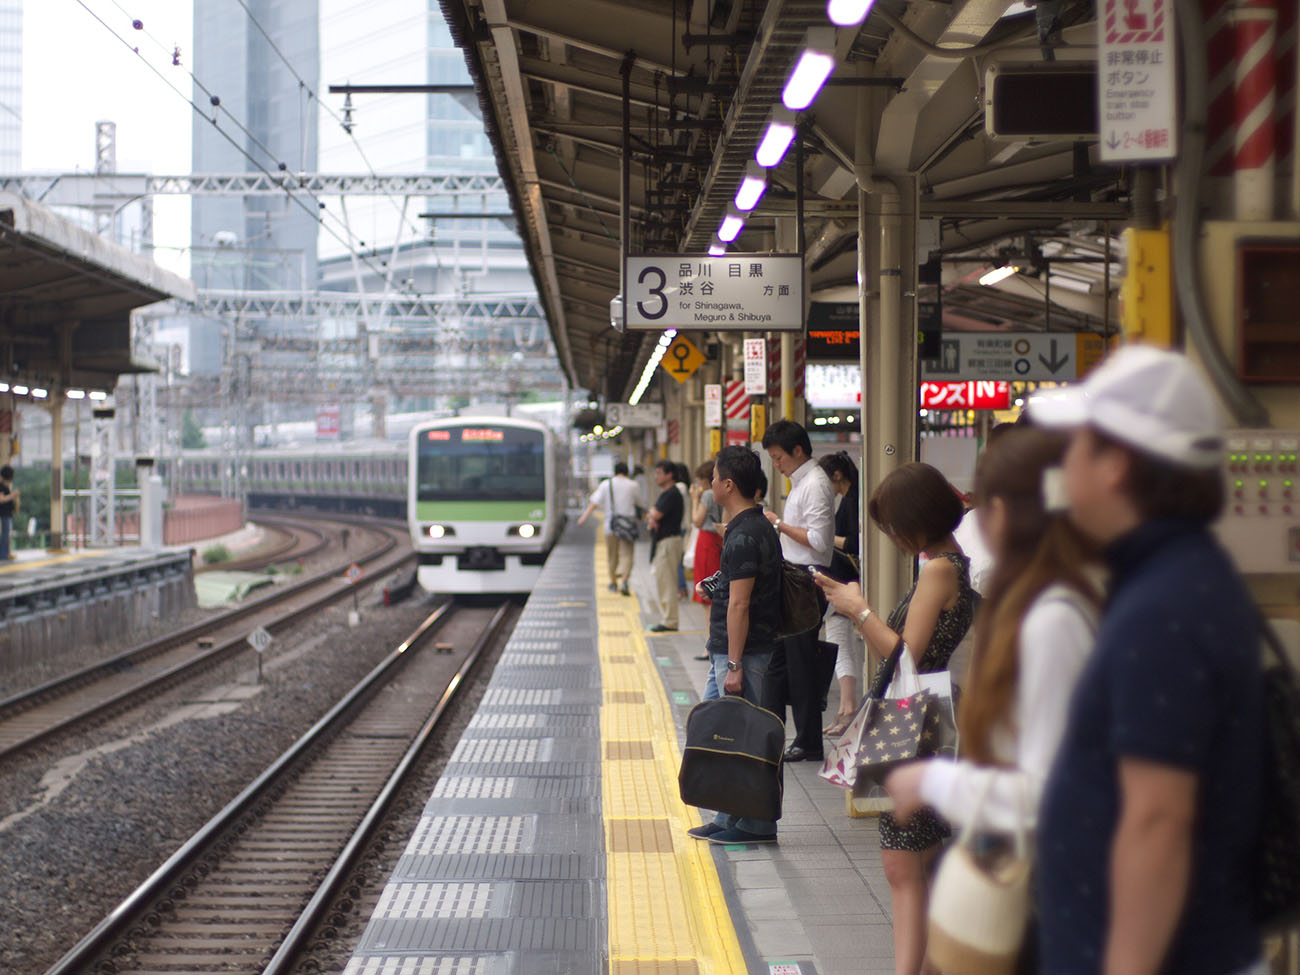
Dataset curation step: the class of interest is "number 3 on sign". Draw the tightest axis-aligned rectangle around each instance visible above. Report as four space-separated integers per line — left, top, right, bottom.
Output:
636 265 667 320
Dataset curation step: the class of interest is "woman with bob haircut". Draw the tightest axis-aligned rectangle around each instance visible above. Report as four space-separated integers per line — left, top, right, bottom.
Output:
816 461 976 975
884 428 1102 968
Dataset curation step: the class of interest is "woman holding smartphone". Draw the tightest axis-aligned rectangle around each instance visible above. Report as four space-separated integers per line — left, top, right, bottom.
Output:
814 462 975 975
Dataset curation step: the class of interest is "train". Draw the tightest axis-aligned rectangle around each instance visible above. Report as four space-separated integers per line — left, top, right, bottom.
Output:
170 441 409 519
168 414 567 593
407 415 565 593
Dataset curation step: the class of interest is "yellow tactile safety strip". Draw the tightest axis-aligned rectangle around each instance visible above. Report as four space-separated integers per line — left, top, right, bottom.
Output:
595 532 747 975
0 550 97 574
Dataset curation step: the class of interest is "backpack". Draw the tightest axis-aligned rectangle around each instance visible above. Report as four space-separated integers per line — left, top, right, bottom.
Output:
1253 619 1300 932
778 561 823 639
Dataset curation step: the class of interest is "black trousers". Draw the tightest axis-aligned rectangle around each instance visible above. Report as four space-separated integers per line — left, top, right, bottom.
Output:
778 577 831 755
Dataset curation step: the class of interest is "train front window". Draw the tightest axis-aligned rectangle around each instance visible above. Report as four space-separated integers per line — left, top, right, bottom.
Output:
417 427 545 501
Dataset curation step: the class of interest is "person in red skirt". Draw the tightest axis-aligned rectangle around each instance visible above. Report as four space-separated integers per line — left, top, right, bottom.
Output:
688 459 724 604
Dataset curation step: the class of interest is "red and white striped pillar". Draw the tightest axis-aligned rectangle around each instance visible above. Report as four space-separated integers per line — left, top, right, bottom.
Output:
1234 0 1280 219
1205 0 1295 219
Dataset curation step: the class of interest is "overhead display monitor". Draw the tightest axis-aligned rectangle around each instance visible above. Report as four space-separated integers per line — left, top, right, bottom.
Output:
805 363 862 409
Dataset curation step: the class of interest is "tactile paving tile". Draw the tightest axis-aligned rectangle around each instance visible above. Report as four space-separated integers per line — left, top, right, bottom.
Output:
481 688 562 706
497 653 561 666
392 853 594 882
608 691 644 704
604 741 655 760
432 777 516 800
491 666 598 688
468 713 543 730
507 640 564 651
450 738 547 764
343 956 500 975
606 819 674 853
404 816 528 856
371 883 494 920
612 963 700 975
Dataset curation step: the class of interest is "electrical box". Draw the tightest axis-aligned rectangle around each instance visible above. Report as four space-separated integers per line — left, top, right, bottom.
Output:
1218 429 1300 574
984 61 1098 141
1237 241 1300 382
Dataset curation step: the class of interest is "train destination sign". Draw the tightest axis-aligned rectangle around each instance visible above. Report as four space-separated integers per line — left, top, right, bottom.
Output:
923 332 1107 382
624 254 804 331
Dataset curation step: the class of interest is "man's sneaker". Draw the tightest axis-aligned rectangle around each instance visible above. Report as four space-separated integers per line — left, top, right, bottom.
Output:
686 822 726 840
707 827 778 845
607 582 618 592
620 582 630 596
647 624 678 632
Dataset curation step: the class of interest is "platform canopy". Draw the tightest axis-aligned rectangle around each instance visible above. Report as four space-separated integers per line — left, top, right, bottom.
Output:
438 0 1127 399
0 193 196 393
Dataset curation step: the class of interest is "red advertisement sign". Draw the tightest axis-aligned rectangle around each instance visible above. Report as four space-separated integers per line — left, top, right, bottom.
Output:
316 404 341 439
919 381 1011 410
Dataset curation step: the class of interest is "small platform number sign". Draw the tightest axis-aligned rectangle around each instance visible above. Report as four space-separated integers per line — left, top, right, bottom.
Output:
624 254 804 332
248 626 273 653
345 563 364 583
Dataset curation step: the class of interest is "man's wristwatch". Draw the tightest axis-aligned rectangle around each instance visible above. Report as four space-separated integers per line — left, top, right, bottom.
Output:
726 659 741 672
773 518 782 533
855 607 872 630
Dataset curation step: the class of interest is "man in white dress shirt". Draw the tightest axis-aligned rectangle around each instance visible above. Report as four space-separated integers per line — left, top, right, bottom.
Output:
761 420 836 762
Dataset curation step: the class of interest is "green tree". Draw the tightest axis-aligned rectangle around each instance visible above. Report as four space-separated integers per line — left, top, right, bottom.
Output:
182 411 206 448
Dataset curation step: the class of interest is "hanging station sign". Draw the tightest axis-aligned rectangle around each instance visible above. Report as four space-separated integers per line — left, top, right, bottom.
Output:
623 254 804 331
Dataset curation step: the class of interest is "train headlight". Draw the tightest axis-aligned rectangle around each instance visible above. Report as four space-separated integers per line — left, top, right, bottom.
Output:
517 523 537 539
427 524 448 538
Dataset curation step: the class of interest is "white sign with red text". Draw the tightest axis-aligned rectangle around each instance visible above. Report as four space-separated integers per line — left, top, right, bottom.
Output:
1099 0 1177 161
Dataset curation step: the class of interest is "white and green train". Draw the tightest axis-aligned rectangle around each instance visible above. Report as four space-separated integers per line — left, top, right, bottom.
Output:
408 415 565 593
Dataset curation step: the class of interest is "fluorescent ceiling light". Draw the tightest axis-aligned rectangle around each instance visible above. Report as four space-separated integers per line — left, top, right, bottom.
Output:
31 388 47 399
0 383 8 393
734 164 767 211
782 29 837 111
978 264 1020 286
11 384 28 395
89 390 108 401
718 212 745 242
66 389 86 399
756 107 797 167
1047 274 1093 294
708 241 727 256
828 0 877 26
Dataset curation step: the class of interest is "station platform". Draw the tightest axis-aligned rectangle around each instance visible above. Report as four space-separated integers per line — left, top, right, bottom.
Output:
0 546 195 664
344 521 895 975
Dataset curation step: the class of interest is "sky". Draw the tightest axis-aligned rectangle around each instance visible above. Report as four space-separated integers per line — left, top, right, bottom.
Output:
23 0 194 276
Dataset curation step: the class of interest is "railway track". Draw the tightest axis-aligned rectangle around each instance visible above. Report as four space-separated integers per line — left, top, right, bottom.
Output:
194 517 329 574
0 521 414 760
46 599 513 975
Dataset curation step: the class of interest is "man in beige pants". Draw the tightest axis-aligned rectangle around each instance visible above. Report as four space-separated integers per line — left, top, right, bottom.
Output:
646 459 685 632
577 461 640 594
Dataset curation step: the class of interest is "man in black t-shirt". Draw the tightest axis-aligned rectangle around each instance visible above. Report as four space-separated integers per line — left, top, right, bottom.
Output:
685 445 783 845
646 459 684 632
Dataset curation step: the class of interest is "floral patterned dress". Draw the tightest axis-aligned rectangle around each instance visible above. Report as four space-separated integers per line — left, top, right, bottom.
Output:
871 551 975 852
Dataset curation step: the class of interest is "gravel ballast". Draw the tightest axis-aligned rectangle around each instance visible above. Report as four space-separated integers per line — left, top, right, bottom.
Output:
0 582 491 973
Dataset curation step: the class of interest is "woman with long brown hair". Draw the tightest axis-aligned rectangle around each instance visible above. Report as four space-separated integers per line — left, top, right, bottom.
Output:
883 428 1101 937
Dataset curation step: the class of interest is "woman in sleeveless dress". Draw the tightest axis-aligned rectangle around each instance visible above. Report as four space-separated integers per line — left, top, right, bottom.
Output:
816 462 975 975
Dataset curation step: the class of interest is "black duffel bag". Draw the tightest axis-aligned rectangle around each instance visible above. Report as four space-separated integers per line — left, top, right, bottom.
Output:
679 695 784 822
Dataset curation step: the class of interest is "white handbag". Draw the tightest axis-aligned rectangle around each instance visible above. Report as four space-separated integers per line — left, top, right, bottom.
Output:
927 777 1032 975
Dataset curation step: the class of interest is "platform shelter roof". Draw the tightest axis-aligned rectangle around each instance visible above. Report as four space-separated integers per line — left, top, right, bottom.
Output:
438 0 1127 400
0 193 197 393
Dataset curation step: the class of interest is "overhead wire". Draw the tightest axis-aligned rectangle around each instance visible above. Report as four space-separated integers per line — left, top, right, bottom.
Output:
74 0 407 289
227 0 438 257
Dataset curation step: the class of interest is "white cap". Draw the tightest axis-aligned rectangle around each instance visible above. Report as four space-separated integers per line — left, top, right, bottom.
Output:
1027 345 1226 469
